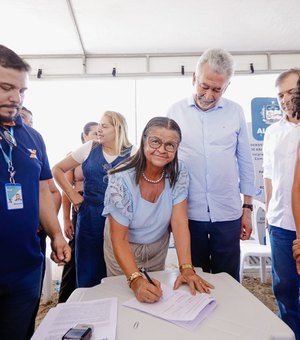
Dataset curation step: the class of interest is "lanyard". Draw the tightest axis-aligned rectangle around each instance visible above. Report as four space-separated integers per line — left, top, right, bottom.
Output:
0 127 16 184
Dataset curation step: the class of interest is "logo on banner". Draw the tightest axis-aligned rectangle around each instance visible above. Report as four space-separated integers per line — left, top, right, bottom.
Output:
251 97 282 141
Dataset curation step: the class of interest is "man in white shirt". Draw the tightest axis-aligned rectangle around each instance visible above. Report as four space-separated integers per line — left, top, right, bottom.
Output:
263 68 300 339
168 49 256 281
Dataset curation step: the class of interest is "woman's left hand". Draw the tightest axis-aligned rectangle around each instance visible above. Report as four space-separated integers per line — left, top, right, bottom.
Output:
173 268 214 295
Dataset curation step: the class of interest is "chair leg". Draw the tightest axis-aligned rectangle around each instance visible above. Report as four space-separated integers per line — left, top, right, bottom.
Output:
240 255 246 282
42 257 52 303
259 257 267 284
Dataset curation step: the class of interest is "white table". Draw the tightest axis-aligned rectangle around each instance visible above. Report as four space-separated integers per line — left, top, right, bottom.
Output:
68 268 295 340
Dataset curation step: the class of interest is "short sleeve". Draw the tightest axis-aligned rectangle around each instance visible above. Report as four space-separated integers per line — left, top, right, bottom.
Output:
103 172 133 226
37 133 52 181
71 141 93 164
171 160 189 205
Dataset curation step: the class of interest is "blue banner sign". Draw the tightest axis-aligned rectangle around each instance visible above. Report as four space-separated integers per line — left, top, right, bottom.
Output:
251 97 282 141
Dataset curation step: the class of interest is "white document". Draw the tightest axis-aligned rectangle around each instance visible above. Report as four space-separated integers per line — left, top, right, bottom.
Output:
123 284 216 330
31 297 118 340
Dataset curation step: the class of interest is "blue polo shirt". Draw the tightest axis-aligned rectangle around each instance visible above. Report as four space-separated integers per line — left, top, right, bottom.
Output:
0 115 52 283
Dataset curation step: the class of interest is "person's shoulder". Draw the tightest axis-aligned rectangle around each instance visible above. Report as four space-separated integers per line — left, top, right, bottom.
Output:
221 97 243 111
112 167 135 180
167 96 190 114
178 159 187 171
21 124 46 145
175 160 188 183
129 145 138 155
265 119 282 133
110 168 136 191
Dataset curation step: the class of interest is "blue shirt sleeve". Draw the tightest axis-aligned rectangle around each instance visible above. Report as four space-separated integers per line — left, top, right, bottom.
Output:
103 171 133 226
172 160 189 205
235 109 258 196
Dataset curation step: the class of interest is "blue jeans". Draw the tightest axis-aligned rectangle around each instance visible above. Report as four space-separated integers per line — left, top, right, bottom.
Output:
0 266 42 340
189 218 241 281
269 225 300 339
76 201 107 287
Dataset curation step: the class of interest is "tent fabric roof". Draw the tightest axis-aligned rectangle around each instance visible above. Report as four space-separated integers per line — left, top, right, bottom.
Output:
2 0 300 57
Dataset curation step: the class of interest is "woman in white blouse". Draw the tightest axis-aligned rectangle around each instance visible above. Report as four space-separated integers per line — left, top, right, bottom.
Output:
103 116 213 303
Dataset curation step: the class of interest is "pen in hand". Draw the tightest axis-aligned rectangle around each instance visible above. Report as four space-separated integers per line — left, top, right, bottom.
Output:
139 267 155 286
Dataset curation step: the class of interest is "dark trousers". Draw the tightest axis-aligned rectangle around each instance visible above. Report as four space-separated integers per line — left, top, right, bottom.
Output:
59 205 77 303
188 218 241 281
0 266 42 340
28 230 47 335
76 201 107 288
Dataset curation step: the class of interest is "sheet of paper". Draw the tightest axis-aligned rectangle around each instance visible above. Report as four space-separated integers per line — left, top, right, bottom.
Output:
123 284 216 330
31 297 117 340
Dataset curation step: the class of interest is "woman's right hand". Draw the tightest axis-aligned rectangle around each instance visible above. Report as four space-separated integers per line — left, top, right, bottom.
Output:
63 219 74 240
69 191 84 211
131 277 162 303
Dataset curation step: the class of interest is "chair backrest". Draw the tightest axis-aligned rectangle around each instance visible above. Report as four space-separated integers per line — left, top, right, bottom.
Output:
251 199 267 245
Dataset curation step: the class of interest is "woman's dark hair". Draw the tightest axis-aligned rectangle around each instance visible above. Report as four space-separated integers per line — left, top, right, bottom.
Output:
81 121 98 143
292 78 300 120
110 116 182 187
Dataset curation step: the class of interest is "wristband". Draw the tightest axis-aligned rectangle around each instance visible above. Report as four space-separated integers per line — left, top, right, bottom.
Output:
242 204 253 211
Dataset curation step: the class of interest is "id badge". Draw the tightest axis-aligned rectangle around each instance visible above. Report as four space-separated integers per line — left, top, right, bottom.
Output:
5 183 24 210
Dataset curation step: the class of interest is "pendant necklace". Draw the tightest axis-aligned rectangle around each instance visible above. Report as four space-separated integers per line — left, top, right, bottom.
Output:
142 170 165 184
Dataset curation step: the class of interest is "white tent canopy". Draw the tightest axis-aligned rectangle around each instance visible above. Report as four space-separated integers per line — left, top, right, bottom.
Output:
1 0 300 78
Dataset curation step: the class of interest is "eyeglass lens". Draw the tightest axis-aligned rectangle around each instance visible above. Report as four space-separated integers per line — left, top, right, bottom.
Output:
148 137 177 152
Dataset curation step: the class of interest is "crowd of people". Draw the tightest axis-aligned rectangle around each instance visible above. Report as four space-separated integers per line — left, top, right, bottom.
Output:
0 44 299 340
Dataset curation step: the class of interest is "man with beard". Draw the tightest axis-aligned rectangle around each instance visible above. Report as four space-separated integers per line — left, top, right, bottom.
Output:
0 44 70 340
167 48 256 281
263 69 300 339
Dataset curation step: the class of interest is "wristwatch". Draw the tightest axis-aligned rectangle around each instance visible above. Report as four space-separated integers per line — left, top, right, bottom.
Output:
127 272 143 287
179 263 195 273
242 203 253 211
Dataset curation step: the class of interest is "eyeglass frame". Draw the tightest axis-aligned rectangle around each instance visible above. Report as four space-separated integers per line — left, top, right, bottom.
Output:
146 136 179 153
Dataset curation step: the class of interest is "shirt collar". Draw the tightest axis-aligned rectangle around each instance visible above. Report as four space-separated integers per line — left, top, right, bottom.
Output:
0 113 24 129
187 95 224 112
281 114 300 126
14 113 24 128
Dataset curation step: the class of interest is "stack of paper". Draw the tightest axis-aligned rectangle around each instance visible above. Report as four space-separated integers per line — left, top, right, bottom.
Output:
31 298 117 340
123 284 216 330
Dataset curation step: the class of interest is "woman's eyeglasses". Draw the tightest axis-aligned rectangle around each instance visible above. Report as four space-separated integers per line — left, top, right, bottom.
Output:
0 129 17 148
147 136 178 153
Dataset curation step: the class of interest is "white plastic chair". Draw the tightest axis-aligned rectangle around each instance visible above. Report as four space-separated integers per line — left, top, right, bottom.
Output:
42 257 52 303
240 200 271 283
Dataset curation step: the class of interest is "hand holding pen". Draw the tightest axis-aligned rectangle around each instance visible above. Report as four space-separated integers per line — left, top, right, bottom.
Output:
139 267 156 285
130 267 162 303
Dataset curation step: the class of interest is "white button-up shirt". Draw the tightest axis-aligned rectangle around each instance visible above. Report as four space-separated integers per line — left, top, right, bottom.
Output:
168 96 256 222
263 116 300 231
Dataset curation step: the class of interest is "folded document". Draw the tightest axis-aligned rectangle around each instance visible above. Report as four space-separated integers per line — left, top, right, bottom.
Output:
123 284 216 330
